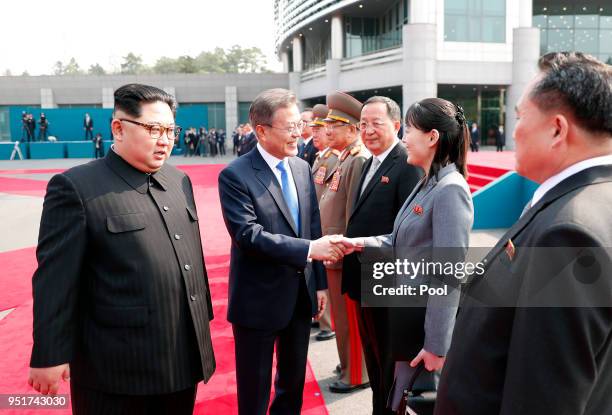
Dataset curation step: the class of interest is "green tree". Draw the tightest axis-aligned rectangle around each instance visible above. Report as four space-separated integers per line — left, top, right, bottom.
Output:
2 69 12 76
21 70 30 76
176 55 199 73
606 57 612 65
153 56 180 74
88 63 106 75
224 45 268 73
64 57 83 75
196 48 226 73
121 52 146 74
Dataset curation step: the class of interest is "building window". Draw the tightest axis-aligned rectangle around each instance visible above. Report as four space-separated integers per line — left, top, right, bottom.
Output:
534 2 612 65
444 0 506 43
238 102 251 125
344 0 407 58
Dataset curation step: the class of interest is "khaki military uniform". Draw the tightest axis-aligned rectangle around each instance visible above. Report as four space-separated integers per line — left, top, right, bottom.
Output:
319 140 370 386
313 147 340 201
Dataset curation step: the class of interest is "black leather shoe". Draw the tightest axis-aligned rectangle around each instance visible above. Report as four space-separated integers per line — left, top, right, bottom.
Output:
311 320 320 328
315 330 336 341
328 380 370 394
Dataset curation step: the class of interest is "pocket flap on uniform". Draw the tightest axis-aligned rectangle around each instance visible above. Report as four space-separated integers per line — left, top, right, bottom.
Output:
93 305 149 327
186 206 198 221
106 212 147 233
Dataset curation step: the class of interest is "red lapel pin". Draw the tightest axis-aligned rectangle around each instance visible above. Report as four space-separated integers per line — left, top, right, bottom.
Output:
413 205 423 215
381 176 390 183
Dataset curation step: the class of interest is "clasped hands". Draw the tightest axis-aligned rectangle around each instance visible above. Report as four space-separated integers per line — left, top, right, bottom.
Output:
310 235 364 264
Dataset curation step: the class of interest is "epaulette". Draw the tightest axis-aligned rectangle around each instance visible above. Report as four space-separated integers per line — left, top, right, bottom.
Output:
350 145 361 156
331 149 341 156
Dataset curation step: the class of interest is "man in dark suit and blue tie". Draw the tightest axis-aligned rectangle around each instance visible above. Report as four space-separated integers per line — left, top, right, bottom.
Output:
218 88 346 415
28 84 215 414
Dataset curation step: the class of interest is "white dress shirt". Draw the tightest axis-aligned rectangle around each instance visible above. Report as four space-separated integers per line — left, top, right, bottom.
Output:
257 143 314 262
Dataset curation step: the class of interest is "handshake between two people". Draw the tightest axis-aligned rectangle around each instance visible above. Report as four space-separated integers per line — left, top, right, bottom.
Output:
309 235 364 265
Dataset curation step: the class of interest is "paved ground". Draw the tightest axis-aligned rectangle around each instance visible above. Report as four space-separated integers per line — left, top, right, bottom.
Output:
0 155 507 414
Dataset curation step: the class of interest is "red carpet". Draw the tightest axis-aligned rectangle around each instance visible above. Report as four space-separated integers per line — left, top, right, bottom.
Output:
0 163 328 415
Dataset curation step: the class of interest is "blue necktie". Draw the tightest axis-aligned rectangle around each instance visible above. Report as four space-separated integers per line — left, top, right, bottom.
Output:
276 160 300 232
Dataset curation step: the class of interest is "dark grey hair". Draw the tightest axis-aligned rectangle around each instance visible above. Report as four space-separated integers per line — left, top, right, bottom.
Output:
530 52 612 136
362 96 402 122
249 88 297 135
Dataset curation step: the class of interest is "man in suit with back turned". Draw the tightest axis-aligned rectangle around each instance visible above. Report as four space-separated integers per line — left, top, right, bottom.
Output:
218 88 346 415
436 52 612 415
29 83 216 414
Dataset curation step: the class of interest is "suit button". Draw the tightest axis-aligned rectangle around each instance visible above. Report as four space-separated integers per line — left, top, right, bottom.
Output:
174 234 181 240
163 206 169 211
190 294 197 301
184 264 191 271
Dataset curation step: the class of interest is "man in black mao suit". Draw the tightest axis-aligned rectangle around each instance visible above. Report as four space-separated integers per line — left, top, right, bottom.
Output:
83 113 94 140
218 88 346 415
29 84 215 414
436 53 612 415
342 96 421 414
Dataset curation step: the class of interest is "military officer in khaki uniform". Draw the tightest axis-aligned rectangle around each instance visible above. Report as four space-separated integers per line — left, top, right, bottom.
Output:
310 104 338 342
319 91 370 393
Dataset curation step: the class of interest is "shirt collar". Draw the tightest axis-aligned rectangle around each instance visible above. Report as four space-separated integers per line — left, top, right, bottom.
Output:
532 154 612 206
257 143 286 171
372 139 400 165
106 147 167 193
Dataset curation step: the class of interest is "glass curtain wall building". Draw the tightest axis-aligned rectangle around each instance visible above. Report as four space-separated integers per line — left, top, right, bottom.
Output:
533 1 612 64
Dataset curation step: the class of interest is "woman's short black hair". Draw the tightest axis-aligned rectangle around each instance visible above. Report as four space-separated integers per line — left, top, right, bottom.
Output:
405 97 470 179
113 84 177 118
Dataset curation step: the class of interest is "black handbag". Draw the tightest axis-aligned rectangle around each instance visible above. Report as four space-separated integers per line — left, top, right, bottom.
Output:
396 363 437 415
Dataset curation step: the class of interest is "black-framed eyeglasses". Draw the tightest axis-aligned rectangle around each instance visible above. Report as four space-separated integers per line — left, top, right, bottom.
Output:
259 121 306 135
119 119 182 141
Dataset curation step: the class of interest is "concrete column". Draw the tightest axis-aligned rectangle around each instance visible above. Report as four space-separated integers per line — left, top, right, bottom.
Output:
102 87 114 109
289 72 302 100
40 88 55 109
409 0 436 24
331 14 343 59
519 0 533 28
292 36 303 72
225 86 238 133
281 51 290 72
326 59 341 92
401 23 437 116
506 27 539 149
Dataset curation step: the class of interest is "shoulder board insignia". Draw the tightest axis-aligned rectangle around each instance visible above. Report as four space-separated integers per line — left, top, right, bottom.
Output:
350 145 361 156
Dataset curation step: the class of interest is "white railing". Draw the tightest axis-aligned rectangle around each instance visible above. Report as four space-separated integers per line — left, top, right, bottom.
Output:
340 47 402 72
300 65 326 82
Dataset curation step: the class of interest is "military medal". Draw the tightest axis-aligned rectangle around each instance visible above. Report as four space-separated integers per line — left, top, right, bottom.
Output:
329 169 341 192
314 166 327 185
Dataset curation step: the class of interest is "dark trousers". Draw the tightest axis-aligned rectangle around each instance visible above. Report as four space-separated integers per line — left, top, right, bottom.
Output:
94 146 104 159
232 280 312 415
70 382 197 415
85 129 93 140
38 128 48 141
357 304 396 415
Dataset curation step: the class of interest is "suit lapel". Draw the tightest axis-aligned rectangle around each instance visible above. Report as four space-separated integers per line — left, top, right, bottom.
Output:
481 164 612 271
288 157 306 236
251 150 299 236
352 144 401 219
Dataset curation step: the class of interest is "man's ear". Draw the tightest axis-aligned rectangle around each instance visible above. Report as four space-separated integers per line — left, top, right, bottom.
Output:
254 125 266 143
393 120 401 134
111 119 123 142
551 114 569 148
